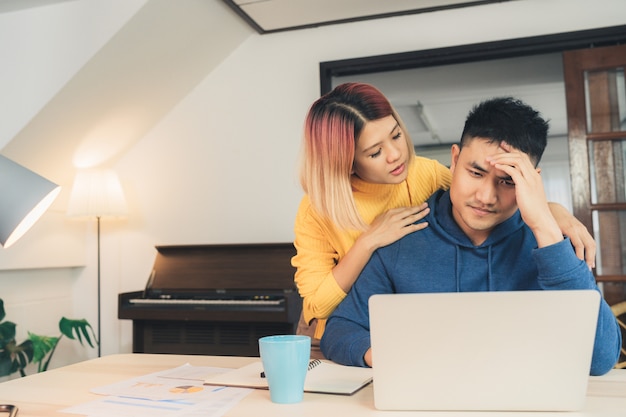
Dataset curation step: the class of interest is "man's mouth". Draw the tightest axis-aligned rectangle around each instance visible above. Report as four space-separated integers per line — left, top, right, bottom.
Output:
469 205 495 216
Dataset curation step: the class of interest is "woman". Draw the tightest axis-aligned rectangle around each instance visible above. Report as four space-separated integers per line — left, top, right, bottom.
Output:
292 82 595 358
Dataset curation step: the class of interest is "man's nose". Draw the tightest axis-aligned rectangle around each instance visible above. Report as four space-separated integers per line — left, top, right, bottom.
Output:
475 180 497 204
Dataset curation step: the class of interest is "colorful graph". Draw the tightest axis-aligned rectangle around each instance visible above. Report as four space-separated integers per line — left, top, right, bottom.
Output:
169 385 204 394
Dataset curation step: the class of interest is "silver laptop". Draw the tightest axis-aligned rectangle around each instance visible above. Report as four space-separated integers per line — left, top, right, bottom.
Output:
369 290 600 411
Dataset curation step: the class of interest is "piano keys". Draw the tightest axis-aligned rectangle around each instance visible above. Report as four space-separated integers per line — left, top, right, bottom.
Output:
118 243 302 357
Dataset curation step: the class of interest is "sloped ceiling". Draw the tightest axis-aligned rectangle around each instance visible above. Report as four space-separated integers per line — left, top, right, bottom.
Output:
0 0 74 14
1 0 252 185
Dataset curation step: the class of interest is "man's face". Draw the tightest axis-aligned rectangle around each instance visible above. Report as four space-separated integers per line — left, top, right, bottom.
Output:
448 138 519 245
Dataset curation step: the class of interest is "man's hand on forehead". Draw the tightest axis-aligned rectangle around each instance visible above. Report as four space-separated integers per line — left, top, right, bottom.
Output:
498 141 516 153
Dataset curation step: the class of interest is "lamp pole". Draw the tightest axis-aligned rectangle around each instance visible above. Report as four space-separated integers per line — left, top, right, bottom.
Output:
67 169 127 358
96 216 101 357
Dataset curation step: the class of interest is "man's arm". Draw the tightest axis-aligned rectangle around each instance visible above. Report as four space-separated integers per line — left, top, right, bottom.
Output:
533 239 622 375
488 147 621 375
320 250 395 367
547 202 596 268
497 142 596 267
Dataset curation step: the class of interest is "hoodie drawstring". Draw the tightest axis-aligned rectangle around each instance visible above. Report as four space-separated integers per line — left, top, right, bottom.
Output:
455 246 461 292
487 246 493 291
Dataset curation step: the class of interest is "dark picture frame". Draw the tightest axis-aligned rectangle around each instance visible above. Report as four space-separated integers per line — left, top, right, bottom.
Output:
319 25 626 95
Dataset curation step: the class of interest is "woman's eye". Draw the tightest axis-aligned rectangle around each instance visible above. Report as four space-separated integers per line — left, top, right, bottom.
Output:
392 131 402 140
370 149 382 158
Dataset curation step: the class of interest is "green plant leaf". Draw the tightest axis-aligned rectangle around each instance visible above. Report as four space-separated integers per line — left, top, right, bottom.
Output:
3 339 34 376
27 333 59 364
0 299 97 377
0 352 13 376
59 318 96 348
0 321 17 344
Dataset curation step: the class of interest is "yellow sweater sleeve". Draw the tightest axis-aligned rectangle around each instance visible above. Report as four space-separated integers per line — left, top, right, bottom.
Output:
292 197 352 338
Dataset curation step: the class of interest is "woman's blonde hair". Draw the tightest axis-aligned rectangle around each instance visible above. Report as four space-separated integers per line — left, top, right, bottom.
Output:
299 82 414 231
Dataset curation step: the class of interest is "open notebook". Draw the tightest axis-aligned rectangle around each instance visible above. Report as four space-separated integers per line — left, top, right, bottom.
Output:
203 359 372 395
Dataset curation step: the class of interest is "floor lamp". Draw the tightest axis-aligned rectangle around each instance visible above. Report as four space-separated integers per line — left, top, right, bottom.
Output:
67 169 127 357
0 155 61 248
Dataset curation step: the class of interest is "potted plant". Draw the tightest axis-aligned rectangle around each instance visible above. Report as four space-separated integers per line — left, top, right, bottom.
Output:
0 298 97 377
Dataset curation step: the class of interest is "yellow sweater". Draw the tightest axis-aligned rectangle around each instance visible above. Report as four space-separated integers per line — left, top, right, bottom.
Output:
292 156 452 339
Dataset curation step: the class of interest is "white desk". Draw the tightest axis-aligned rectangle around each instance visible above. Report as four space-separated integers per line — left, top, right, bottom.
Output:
0 354 624 416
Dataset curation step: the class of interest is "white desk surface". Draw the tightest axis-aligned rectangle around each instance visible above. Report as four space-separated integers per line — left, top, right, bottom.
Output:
0 353 624 417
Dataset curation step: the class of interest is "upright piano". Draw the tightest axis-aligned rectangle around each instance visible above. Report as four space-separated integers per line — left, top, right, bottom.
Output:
118 243 302 357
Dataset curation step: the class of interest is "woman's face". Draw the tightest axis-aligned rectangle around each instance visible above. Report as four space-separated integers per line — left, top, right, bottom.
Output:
352 115 410 184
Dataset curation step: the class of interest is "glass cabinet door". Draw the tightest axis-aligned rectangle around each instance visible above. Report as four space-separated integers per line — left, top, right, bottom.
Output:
564 45 626 305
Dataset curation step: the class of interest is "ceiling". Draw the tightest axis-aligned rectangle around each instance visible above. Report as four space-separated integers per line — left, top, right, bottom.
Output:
222 0 513 34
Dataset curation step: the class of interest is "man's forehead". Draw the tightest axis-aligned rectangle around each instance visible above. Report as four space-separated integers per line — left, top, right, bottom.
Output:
459 138 505 157
458 140 511 177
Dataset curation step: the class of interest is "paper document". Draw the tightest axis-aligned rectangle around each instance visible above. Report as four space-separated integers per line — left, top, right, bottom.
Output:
60 363 252 417
89 363 231 400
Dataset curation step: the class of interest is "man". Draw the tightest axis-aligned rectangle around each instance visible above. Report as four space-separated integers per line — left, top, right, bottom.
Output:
320 97 622 376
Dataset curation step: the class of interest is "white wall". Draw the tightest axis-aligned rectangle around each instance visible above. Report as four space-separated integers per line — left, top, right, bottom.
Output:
2 0 626 368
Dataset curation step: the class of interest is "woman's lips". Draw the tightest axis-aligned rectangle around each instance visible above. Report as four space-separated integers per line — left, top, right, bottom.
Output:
390 163 405 176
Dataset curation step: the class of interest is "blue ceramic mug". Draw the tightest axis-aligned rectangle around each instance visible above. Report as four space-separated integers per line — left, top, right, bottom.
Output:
258 335 311 404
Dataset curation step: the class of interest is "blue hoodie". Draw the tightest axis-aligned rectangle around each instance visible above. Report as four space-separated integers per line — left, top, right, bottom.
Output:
320 189 622 375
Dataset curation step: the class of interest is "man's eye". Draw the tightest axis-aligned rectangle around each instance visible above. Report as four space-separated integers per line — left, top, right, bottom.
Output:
468 170 482 177
497 178 515 186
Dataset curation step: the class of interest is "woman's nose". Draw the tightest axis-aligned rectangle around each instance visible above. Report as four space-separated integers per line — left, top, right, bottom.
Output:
387 144 401 162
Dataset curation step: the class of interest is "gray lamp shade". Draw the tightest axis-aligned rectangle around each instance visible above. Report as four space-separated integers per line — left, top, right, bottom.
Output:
0 155 61 248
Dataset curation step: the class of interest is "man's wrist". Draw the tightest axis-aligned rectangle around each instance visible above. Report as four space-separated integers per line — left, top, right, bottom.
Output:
531 218 563 248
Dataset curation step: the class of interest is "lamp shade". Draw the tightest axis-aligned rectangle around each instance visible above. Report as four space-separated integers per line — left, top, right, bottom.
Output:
67 169 127 218
0 155 61 248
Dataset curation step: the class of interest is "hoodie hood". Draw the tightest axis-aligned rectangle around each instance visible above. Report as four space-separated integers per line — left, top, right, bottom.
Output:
423 189 530 291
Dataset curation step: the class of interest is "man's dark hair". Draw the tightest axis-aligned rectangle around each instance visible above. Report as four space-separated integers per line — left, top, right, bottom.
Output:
459 97 549 166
